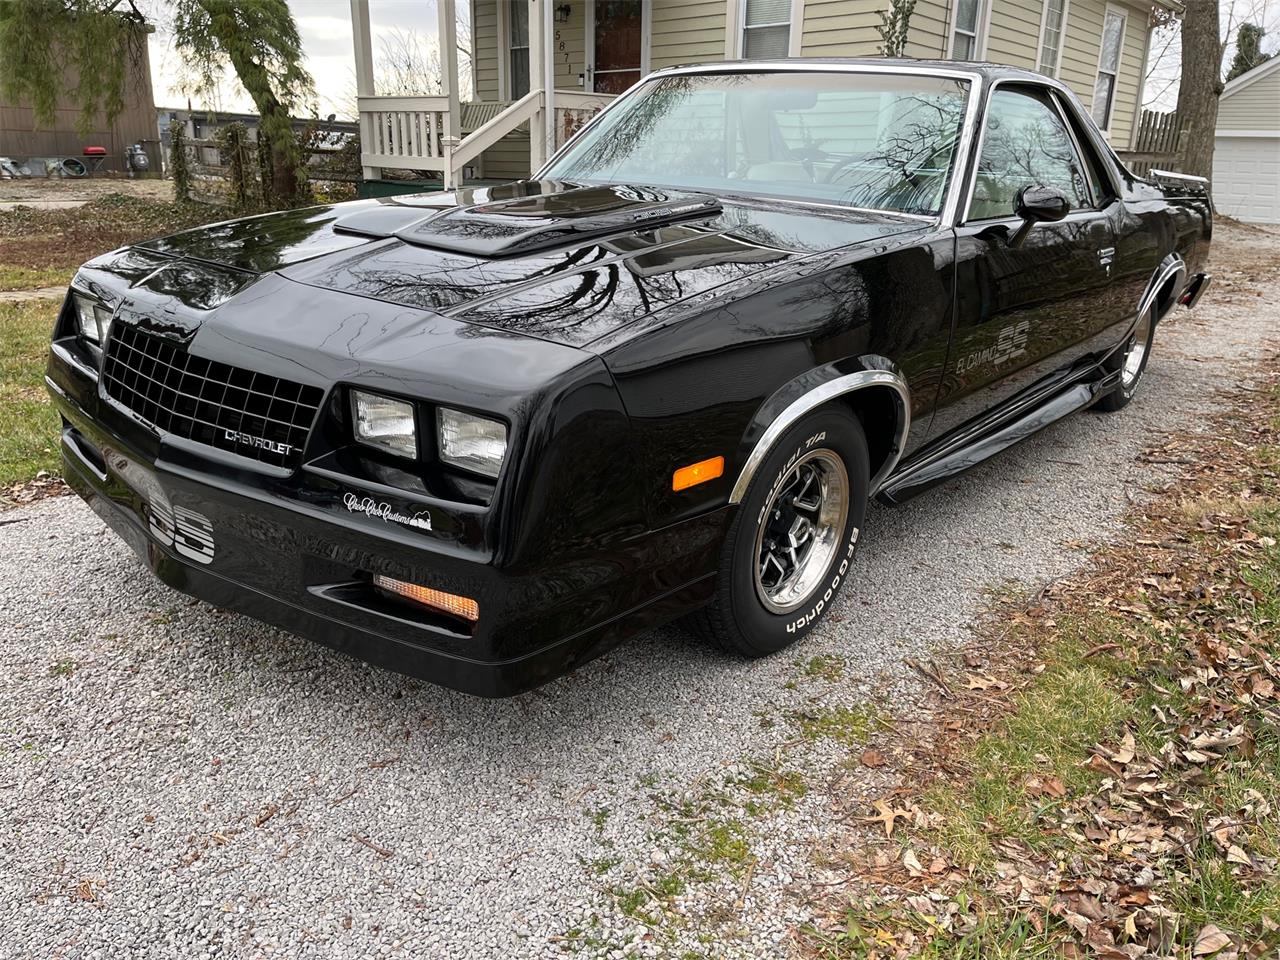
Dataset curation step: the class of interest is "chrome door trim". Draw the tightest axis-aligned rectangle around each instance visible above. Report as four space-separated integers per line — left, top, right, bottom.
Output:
729 370 911 504
960 76 1126 225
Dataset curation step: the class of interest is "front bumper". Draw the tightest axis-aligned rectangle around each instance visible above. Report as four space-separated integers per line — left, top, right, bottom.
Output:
48 375 726 697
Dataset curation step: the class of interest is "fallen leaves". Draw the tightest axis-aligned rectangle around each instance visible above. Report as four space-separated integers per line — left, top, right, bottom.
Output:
805 366 1280 960
862 798 914 838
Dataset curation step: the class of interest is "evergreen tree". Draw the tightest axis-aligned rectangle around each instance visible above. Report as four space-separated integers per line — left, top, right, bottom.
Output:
1227 23 1271 82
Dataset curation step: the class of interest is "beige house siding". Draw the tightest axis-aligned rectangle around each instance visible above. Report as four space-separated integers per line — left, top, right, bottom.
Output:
799 0 881 57
474 0 500 101
797 0 950 60
650 0 727 69
471 0 530 182
985 0 1043 69
1217 66 1280 131
903 0 950 57
1058 0 1147 144
553 1 587 88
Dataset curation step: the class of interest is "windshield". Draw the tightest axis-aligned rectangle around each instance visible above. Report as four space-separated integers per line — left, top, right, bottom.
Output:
543 72 971 217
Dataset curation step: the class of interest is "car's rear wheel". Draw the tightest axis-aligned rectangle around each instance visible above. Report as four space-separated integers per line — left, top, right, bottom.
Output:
688 407 869 657
1096 307 1155 412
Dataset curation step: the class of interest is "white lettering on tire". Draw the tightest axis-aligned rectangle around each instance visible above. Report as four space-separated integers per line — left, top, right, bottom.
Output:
785 526 859 634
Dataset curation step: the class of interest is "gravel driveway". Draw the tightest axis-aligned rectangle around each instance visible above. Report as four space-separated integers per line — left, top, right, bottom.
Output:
3 223 1277 960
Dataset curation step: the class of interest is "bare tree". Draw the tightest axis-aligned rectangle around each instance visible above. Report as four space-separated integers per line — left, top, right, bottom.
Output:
1175 0 1225 178
374 6 473 101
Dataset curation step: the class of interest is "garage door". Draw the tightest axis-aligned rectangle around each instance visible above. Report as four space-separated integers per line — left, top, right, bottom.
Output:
1213 136 1280 224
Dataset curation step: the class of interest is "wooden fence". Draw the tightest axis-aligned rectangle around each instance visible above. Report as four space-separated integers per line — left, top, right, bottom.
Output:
1116 109 1183 176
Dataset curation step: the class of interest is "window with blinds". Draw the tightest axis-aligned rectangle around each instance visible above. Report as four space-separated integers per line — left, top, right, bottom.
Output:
742 0 791 59
1091 7 1126 130
509 0 530 100
1038 0 1066 76
951 0 983 59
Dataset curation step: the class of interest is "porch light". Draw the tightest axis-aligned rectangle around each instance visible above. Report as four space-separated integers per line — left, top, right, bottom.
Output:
554 3 571 22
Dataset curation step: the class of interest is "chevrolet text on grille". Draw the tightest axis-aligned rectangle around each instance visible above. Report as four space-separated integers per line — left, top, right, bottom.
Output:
223 430 293 456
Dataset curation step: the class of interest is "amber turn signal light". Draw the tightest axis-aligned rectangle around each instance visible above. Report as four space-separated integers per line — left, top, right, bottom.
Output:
373 575 480 622
672 455 725 492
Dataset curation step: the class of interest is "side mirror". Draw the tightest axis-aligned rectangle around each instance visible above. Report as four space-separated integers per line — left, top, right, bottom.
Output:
1009 185 1070 248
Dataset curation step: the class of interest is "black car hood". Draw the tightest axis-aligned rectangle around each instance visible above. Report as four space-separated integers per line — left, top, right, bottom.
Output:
130 181 929 349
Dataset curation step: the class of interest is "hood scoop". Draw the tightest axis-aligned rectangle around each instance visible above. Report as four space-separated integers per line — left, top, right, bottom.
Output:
387 184 723 258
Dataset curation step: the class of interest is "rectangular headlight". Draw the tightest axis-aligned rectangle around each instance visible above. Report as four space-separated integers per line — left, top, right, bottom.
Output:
72 293 111 343
437 407 507 479
351 390 418 458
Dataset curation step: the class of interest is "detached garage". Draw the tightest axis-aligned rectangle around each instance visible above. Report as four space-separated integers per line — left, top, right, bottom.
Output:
1213 57 1280 224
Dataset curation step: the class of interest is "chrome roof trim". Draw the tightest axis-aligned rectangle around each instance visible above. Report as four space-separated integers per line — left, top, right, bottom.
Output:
1149 168 1209 184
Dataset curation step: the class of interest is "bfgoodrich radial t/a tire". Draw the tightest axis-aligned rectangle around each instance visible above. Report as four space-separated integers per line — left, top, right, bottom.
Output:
689 407 869 657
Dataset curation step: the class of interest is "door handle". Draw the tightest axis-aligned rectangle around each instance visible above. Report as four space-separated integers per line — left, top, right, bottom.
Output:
1098 246 1115 274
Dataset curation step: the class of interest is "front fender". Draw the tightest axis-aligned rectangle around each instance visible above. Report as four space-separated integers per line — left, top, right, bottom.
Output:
728 355 911 502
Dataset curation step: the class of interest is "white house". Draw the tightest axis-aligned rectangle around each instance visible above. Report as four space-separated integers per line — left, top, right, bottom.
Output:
1213 55 1280 224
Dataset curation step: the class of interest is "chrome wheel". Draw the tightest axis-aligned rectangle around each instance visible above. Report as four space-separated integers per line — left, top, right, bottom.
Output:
1121 311 1152 390
753 449 849 614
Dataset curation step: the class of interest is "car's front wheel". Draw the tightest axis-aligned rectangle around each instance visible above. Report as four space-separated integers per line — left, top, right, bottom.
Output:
1096 307 1155 412
688 407 869 657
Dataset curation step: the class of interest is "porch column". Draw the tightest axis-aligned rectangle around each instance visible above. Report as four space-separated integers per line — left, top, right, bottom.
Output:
438 0 461 187
527 0 551 171
350 0 380 180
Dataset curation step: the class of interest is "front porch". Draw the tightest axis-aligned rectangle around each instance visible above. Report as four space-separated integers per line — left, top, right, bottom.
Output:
349 0 618 188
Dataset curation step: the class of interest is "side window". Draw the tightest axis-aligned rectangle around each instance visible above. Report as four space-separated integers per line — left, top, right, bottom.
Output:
968 88 1093 221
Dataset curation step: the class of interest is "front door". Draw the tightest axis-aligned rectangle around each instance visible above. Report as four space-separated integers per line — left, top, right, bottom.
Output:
929 84 1119 440
589 0 643 94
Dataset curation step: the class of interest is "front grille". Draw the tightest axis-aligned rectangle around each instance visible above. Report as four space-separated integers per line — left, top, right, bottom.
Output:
102 323 324 470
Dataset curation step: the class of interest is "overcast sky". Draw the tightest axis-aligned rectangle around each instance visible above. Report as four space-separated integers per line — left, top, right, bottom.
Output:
148 1 450 118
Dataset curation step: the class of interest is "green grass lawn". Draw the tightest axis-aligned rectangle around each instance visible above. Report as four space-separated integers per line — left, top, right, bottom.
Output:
0 265 74 292
0 193 221 492
0 300 62 488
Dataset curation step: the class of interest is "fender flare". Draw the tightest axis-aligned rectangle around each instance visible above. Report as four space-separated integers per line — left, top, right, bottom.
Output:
1139 253 1187 323
728 357 911 504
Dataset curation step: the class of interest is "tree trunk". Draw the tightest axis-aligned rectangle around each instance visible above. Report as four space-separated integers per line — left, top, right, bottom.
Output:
1174 0 1223 179
211 25 302 205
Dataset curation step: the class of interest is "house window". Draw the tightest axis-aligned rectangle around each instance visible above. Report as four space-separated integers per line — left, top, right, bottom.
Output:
509 0 530 100
1038 0 1067 76
1091 7 1127 130
950 0 985 59
741 0 791 59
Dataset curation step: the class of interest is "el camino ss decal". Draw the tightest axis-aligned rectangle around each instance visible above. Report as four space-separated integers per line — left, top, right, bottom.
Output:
956 319 1031 374
343 493 432 531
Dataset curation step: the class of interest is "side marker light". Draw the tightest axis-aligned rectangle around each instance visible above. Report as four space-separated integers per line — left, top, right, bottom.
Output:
672 455 725 492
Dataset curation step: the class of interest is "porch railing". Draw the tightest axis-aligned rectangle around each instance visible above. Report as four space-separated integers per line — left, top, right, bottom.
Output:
358 95 451 175
446 89 546 184
356 90 617 185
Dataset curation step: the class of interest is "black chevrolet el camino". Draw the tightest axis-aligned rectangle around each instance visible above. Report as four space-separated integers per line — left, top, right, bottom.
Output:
47 61 1212 696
